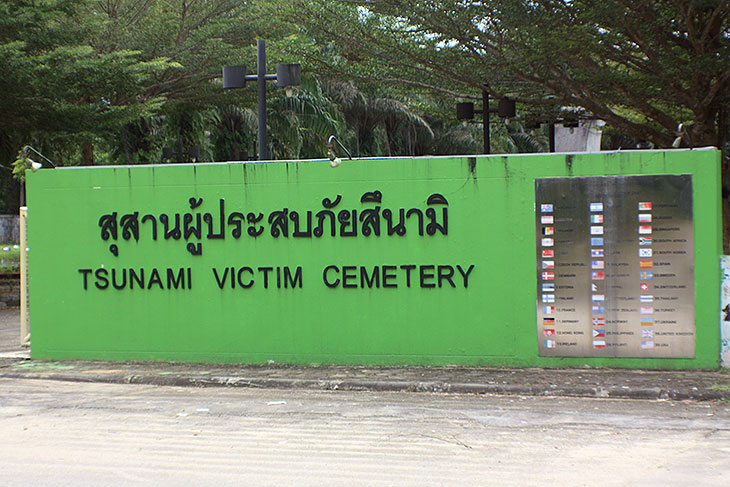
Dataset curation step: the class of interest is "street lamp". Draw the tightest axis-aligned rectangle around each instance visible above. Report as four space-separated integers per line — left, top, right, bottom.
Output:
456 90 516 154
223 40 301 160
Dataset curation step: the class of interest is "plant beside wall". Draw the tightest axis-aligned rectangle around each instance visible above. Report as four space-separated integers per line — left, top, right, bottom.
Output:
0 244 20 274
0 243 20 307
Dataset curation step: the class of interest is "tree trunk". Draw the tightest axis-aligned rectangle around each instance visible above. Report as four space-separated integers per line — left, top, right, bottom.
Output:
356 125 361 157
82 139 94 165
719 105 729 253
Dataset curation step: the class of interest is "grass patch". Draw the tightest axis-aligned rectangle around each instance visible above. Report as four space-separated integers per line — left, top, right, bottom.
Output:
0 243 20 273
709 384 730 392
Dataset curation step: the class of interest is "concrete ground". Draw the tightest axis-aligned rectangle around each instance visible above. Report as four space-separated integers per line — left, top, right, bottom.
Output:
1 378 729 486
0 307 24 355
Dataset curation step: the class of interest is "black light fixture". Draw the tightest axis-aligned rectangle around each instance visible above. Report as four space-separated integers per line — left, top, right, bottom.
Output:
276 63 301 88
222 65 246 89
223 40 302 160
457 90 516 154
162 143 200 163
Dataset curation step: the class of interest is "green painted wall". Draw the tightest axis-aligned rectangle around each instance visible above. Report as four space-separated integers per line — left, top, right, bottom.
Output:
26 149 722 368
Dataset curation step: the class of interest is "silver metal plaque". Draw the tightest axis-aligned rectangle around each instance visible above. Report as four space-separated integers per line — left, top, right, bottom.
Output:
535 175 695 358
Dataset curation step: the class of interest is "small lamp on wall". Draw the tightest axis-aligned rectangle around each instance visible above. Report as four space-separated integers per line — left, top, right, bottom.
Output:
21 146 56 170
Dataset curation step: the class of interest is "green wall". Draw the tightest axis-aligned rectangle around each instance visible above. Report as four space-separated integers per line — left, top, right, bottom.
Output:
26 149 722 368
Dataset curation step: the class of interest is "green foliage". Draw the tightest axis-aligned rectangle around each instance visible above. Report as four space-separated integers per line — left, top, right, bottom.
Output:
428 123 482 156
11 150 31 182
210 105 258 161
268 78 347 159
321 81 439 157
2 0 583 215
0 2 172 148
281 0 730 150
0 243 20 273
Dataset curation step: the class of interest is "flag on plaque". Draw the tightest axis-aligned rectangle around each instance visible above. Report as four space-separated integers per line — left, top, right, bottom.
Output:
541 204 554 213
544 328 556 337
640 295 654 303
544 339 556 349
592 294 605 302
542 227 555 236
640 318 654 326
543 306 555 314
590 226 604 235
541 238 554 247
542 294 555 303
541 215 554 224
639 237 653 246
639 248 653 257
591 260 605 269
591 271 605 280
591 238 604 246
638 214 652 222
640 283 649 291
592 317 605 326
638 202 652 211
591 283 598 292
542 271 555 280
592 340 606 349
592 306 605 314
542 249 555 258
640 271 653 280
639 260 653 268
591 249 604 257
590 214 604 224
641 340 654 350
543 317 556 325
640 306 654 314
638 225 652 234
592 329 605 338
542 283 555 292
542 260 555 269
590 203 603 212
641 329 654 338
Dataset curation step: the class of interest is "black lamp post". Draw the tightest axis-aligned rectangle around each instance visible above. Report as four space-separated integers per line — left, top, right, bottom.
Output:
457 90 516 154
223 40 301 160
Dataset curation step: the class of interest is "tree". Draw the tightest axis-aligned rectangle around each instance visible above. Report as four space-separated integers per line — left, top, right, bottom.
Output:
323 81 434 156
280 0 730 151
267 78 348 159
0 1 172 150
85 0 263 164
0 0 171 210
210 105 258 161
